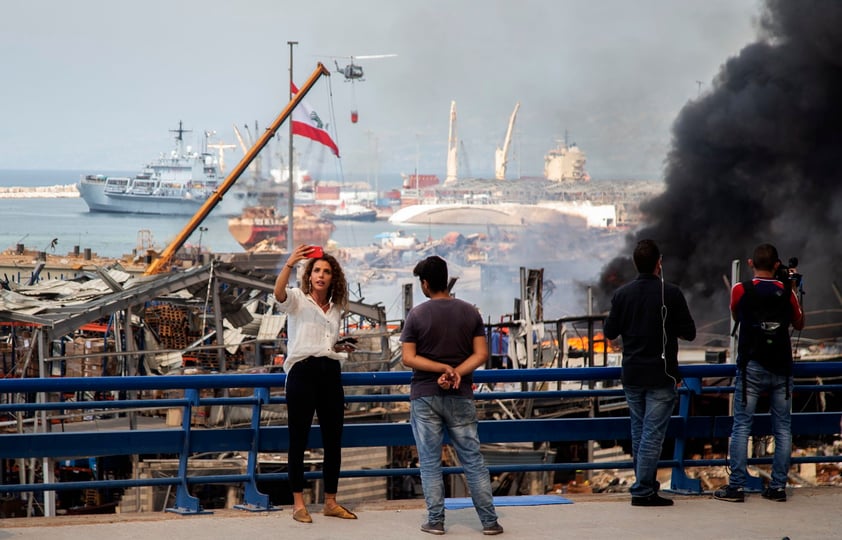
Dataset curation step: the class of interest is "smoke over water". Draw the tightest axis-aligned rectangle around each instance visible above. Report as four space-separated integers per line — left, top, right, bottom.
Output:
596 0 842 340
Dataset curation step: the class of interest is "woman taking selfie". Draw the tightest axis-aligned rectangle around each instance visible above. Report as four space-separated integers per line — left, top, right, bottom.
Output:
273 244 357 523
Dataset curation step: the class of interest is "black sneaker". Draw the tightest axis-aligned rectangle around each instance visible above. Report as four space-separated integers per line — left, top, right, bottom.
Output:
761 487 787 502
630 493 674 506
421 521 445 535
713 485 745 502
482 522 504 535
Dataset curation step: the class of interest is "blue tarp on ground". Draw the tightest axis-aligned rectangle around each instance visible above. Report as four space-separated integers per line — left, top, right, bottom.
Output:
444 494 572 509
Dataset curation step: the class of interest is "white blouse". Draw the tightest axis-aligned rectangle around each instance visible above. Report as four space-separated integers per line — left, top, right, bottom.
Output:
275 287 345 373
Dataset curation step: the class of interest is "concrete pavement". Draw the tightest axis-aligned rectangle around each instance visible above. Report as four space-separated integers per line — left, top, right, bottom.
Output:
1 488 837 540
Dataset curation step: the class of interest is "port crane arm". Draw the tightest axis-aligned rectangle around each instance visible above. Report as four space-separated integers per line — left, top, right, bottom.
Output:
145 62 332 275
232 125 249 154
494 102 520 180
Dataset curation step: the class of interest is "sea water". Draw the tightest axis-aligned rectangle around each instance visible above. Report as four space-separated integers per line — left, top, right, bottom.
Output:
0 169 504 319
0 191 493 256
0 169 491 256
0 169 624 320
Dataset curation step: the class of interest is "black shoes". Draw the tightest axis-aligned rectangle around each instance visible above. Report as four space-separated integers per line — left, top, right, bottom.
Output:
714 485 787 502
420 521 445 535
761 487 787 502
713 485 745 502
421 520 503 535
631 493 674 506
482 522 504 535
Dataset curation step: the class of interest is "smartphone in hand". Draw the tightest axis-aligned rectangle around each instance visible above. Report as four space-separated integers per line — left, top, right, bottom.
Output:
336 336 358 349
306 246 324 258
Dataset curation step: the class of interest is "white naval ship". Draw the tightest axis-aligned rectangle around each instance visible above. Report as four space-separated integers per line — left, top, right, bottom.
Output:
78 122 254 216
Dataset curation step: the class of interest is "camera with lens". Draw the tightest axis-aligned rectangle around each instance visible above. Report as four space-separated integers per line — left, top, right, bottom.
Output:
774 256 803 291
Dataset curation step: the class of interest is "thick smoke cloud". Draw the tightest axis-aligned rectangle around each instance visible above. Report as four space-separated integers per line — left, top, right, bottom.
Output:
597 0 842 341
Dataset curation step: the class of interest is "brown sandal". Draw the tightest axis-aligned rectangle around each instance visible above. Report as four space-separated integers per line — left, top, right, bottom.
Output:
293 507 313 523
323 503 357 519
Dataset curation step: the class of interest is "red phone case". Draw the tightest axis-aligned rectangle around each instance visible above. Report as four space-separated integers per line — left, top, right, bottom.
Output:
307 246 324 258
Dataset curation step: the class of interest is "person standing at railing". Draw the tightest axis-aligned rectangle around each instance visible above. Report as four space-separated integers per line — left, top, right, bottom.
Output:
401 255 503 536
714 243 804 504
604 239 696 507
273 244 358 524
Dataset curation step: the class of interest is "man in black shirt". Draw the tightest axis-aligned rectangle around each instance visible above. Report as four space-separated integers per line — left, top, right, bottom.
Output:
604 239 696 506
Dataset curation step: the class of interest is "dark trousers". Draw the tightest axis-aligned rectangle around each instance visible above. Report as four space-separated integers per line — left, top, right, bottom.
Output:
285 356 345 494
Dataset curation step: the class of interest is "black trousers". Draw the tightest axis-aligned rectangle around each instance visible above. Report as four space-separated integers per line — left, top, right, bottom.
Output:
285 356 345 494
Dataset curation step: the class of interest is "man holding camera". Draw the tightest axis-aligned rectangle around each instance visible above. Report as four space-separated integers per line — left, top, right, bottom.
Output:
715 243 805 503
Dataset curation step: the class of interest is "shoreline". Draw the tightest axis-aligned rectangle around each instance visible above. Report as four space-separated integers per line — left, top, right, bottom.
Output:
0 184 79 198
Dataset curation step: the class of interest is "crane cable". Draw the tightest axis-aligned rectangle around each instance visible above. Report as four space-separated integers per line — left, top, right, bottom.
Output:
201 259 215 337
325 75 344 183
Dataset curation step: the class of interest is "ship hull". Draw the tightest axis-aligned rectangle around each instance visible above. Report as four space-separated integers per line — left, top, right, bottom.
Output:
77 123 256 217
78 177 249 216
321 209 377 222
388 200 619 228
228 206 336 250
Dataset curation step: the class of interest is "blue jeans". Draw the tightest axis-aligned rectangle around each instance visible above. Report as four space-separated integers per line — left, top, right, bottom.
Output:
624 384 676 497
728 360 792 489
410 396 498 527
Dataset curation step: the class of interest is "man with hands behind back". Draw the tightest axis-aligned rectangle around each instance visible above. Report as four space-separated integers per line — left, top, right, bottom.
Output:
401 256 503 536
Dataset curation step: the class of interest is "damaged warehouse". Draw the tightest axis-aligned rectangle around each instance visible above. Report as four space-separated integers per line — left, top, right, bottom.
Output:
0 260 395 515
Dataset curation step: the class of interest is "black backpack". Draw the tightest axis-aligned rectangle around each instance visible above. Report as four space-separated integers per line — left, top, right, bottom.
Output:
736 280 793 376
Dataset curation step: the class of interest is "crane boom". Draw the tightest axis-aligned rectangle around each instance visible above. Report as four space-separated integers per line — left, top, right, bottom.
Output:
232 124 257 175
232 124 249 154
444 101 458 185
144 62 332 275
459 140 472 178
207 142 236 173
494 102 520 180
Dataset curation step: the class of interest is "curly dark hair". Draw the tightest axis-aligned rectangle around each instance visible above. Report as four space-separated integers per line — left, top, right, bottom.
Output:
300 252 349 309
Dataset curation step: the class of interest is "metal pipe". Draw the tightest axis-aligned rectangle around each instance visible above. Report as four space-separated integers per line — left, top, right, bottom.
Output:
145 62 331 275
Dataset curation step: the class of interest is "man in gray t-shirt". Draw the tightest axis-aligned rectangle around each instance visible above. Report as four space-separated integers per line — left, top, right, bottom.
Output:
401 256 502 536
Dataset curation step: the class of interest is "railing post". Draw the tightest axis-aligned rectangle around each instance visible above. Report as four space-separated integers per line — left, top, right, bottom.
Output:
235 387 279 512
166 388 211 514
670 377 702 493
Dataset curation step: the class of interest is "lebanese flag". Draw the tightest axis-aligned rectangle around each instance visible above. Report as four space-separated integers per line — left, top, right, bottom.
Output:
291 83 340 157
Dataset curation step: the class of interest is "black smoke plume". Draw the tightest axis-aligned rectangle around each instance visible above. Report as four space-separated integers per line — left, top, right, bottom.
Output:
597 0 842 341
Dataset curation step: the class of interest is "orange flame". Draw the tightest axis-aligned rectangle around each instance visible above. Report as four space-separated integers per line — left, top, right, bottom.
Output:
567 332 618 353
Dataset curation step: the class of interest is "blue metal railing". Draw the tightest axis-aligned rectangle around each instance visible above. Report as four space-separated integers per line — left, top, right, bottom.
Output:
1 362 841 514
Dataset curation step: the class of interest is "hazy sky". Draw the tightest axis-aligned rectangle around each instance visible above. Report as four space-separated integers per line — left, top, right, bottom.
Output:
1 0 761 183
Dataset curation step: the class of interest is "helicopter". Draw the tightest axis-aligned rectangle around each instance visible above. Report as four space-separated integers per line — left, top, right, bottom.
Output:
327 54 397 123
333 54 397 82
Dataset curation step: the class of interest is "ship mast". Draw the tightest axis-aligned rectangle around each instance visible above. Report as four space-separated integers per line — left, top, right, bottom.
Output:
170 121 191 156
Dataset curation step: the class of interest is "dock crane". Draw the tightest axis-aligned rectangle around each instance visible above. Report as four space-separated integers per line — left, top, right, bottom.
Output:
444 101 458 185
207 141 236 174
232 124 257 176
459 140 472 179
494 102 520 180
243 122 264 178
144 62 332 275
232 124 249 154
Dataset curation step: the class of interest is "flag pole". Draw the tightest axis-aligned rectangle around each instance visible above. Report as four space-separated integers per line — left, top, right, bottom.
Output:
287 41 298 254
